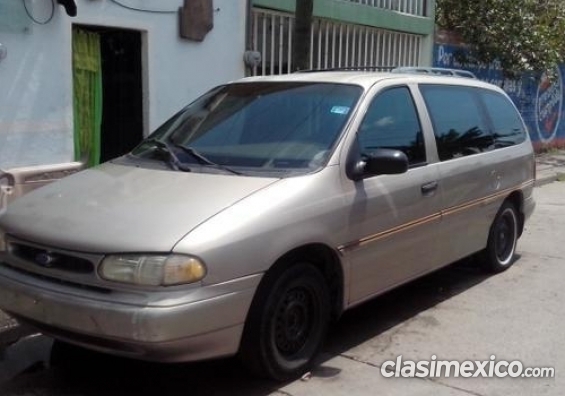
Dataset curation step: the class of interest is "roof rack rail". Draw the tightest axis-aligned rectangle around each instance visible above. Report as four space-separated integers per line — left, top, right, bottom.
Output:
293 66 477 79
391 67 477 79
295 66 395 73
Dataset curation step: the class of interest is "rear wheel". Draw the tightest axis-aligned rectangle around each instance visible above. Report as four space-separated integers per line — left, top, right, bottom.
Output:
239 262 330 381
481 201 519 273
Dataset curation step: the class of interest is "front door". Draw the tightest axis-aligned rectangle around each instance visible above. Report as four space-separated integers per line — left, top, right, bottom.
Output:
341 85 443 304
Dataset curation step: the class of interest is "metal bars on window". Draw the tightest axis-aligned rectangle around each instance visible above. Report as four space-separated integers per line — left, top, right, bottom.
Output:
346 0 426 16
251 8 423 76
252 9 294 75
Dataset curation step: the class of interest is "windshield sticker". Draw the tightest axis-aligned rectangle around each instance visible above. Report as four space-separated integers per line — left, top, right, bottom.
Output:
330 106 350 115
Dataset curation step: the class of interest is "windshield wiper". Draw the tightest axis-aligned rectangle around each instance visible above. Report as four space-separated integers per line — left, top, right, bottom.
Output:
145 138 192 172
173 143 243 175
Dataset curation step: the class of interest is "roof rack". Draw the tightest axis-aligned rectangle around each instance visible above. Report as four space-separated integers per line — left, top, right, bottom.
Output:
295 66 395 73
391 67 477 79
293 66 477 79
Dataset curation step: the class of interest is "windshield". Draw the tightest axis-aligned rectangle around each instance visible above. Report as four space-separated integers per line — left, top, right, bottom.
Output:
131 82 362 176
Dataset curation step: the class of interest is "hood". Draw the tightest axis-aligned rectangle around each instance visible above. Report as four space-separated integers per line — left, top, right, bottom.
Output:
0 163 278 253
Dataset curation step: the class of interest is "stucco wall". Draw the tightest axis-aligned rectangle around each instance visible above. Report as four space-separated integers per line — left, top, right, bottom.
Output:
0 0 246 169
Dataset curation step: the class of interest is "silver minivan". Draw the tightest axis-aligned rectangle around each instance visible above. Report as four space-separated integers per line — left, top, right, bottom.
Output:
0 70 535 380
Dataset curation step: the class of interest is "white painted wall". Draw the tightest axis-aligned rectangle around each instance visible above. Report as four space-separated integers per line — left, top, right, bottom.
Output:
0 0 247 169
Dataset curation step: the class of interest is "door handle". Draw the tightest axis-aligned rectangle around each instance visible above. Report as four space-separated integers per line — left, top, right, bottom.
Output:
421 181 438 196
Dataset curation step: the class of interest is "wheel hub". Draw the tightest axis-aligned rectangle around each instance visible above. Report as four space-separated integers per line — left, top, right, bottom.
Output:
275 288 313 356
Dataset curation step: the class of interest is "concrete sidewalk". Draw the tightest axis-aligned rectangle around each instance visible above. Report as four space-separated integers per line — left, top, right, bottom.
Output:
535 150 565 186
1 149 565 349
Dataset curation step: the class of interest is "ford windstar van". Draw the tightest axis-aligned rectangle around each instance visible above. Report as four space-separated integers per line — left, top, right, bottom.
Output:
0 69 535 380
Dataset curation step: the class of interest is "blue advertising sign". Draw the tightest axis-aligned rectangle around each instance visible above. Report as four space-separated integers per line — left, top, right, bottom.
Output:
434 44 565 150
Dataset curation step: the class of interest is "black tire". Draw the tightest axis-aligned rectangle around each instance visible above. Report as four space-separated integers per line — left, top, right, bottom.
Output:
239 262 331 381
481 201 519 273
50 340 111 371
50 340 93 366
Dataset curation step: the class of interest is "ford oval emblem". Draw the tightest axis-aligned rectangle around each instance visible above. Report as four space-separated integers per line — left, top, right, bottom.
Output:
35 252 56 268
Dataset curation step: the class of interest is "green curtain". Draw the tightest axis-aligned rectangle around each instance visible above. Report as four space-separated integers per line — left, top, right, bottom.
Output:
72 28 103 167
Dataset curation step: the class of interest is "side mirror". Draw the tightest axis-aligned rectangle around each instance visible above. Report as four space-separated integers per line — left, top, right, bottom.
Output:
365 149 408 175
350 149 408 180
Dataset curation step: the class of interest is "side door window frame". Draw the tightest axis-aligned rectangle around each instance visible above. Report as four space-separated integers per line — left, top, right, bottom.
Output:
346 84 431 179
417 84 495 162
476 88 527 148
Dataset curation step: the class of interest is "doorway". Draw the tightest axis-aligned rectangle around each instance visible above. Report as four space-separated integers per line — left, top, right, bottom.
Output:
72 26 144 166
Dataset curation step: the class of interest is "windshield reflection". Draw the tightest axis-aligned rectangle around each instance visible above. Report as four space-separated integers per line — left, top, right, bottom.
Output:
131 82 362 175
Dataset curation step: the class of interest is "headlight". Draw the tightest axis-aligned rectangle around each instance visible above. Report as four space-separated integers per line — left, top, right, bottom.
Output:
100 254 206 286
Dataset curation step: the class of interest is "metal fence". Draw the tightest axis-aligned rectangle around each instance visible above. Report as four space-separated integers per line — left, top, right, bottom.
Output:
345 0 427 17
251 8 423 76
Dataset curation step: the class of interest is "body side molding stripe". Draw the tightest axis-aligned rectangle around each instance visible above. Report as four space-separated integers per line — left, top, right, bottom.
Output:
337 179 534 253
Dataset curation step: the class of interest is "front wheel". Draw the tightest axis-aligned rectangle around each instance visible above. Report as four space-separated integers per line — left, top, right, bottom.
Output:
481 201 519 273
239 262 331 381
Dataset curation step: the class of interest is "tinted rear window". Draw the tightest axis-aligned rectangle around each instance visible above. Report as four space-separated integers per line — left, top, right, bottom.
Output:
420 85 493 161
480 91 526 147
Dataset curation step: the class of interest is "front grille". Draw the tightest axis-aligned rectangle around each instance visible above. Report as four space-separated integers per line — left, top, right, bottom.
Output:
10 243 94 274
0 261 111 294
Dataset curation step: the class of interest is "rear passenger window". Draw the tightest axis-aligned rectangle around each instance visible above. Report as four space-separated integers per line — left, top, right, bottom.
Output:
358 87 426 166
420 85 494 161
480 91 526 147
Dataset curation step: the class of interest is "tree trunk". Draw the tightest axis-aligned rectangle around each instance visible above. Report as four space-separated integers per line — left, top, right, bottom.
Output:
292 0 314 71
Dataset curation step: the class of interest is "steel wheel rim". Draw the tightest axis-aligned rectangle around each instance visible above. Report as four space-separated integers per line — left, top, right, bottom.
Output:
495 209 517 265
274 286 316 358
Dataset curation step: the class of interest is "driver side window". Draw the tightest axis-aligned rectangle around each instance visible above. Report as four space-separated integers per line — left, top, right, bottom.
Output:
358 86 426 166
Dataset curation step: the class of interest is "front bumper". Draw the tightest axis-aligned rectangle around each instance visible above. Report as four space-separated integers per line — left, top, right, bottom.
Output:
0 262 261 362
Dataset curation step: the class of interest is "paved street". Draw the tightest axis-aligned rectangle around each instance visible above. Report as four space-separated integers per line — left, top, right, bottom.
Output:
0 181 563 395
